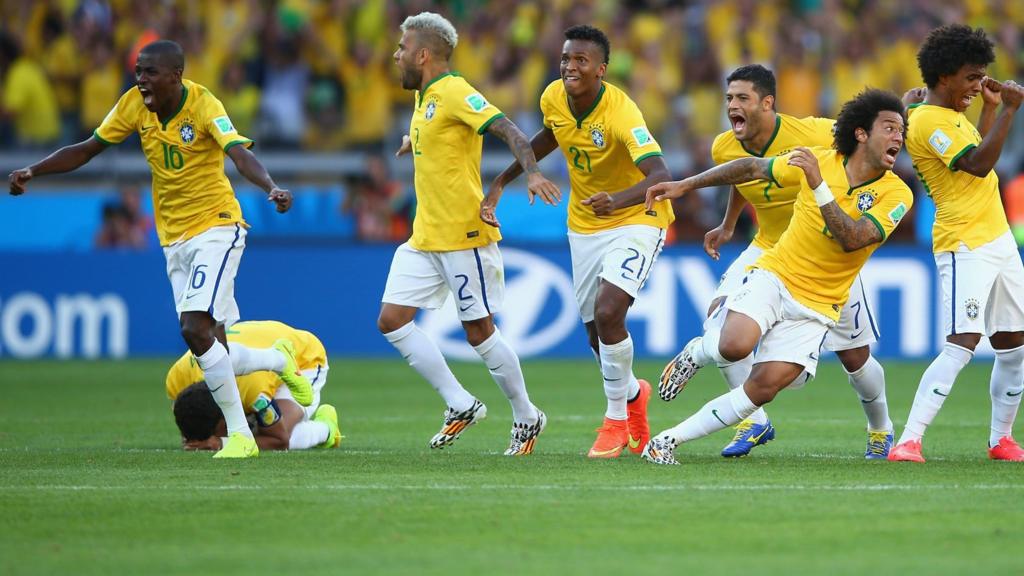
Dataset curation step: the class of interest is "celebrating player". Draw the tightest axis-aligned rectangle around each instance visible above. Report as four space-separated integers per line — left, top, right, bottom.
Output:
378 12 560 455
890 25 1024 462
489 25 672 459
169 320 340 452
7 40 309 458
642 89 912 465
687 65 894 458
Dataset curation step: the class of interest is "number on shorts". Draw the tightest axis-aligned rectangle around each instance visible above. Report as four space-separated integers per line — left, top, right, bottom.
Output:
620 248 645 280
850 301 861 330
455 274 472 302
190 264 208 289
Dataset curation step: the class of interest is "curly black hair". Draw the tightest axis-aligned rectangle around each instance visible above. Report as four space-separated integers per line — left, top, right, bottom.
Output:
565 25 610 64
726 64 776 101
917 24 994 89
833 89 906 157
173 383 222 441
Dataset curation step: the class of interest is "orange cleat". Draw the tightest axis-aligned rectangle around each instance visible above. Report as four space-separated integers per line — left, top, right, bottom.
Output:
626 379 652 454
887 439 926 463
988 436 1024 461
588 417 629 458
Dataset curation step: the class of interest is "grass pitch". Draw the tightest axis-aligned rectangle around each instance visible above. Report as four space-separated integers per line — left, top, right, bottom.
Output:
1 358 1022 575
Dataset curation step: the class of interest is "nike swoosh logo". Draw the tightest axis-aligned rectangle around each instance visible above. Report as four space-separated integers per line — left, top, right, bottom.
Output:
1008 389 1023 397
746 427 771 444
208 384 224 393
589 446 623 457
459 304 473 312
628 434 641 449
808 353 818 361
850 330 865 340
711 409 728 426
933 388 949 397
141 126 154 131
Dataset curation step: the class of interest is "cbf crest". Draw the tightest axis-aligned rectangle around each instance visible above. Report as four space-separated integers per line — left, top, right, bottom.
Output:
179 121 196 145
424 95 440 121
965 298 980 320
589 122 606 149
856 192 875 213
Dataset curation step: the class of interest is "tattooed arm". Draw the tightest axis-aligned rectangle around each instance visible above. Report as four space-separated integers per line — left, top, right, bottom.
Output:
645 157 771 209
480 117 561 227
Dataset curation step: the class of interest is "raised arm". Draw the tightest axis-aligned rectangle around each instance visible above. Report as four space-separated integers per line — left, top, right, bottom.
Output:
954 79 1022 177
479 118 561 227
582 155 671 216
226 145 291 213
645 157 771 209
489 126 560 200
703 186 748 260
8 136 107 195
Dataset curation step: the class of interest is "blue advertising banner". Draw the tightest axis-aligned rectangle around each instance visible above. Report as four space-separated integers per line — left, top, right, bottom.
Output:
0 244 1016 360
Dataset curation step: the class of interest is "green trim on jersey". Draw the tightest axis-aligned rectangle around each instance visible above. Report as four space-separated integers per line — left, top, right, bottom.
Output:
948 143 976 172
160 85 189 130
741 115 781 157
863 212 886 241
633 151 663 166
477 112 505 135
569 83 606 129
418 72 454 108
92 130 117 146
766 156 782 188
223 139 253 153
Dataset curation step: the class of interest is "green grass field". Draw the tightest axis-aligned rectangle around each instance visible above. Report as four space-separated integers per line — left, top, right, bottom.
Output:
1 358 1022 575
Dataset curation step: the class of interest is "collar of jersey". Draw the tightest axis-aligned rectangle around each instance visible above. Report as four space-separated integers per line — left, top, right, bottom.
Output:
566 83 605 128
160 84 190 130
418 72 457 107
841 154 885 194
740 114 781 157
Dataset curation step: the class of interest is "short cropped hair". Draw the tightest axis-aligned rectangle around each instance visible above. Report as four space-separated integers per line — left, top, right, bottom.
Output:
726 64 776 101
833 89 906 157
564 25 610 64
173 383 222 441
139 39 185 71
401 12 458 59
917 24 994 89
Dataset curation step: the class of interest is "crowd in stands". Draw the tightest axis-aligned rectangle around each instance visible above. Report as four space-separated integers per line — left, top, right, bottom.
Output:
1 0 1022 248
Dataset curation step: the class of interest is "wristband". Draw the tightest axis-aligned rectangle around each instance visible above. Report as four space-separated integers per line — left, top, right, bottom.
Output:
812 180 834 207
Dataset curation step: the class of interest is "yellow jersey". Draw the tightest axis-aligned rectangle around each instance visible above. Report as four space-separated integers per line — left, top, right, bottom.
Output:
165 320 328 412
711 113 835 250
94 79 253 246
757 148 913 321
2 57 60 144
905 103 1009 252
407 73 504 252
539 80 673 234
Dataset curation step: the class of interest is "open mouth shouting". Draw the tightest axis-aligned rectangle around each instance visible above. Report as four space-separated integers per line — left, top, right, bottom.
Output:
729 111 746 134
138 86 154 108
882 144 901 167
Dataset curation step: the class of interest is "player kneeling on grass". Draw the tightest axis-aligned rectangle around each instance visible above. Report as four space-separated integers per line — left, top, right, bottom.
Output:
641 89 913 465
167 321 340 451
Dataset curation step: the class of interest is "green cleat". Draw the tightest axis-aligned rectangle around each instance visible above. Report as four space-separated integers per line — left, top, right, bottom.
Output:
314 404 343 449
213 432 259 458
272 338 314 406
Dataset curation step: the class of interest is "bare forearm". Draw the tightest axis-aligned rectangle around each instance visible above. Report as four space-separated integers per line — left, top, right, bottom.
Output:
819 202 881 251
30 141 102 177
613 168 672 209
721 186 748 230
685 158 771 191
490 121 553 187
234 152 276 193
960 107 1016 176
978 102 998 137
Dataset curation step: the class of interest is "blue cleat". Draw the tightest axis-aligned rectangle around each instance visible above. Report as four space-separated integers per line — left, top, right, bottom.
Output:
721 419 775 458
864 430 894 460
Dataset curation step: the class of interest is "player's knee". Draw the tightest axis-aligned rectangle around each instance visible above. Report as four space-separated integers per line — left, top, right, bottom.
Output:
744 377 780 405
179 315 215 351
837 346 870 372
377 310 405 335
946 332 981 351
593 301 625 333
718 339 751 363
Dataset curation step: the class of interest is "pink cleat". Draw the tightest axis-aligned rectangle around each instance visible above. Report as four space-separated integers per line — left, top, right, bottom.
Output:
988 437 1024 461
887 439 925 463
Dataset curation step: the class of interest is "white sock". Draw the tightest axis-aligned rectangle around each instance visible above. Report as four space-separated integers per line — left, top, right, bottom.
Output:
692 327 727 367
847 355 892 432
660 387 759 444
719 354 767 424
473 328 537 423
229 342 286 376
899 342 973 443
196 340 253 438
989 344 1024 446
384 322 475 411
600 336 635 421
288 420 330 450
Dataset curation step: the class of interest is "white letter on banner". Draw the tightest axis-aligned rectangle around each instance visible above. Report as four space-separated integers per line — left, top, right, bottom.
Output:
55 294 129 359
1 293 53 358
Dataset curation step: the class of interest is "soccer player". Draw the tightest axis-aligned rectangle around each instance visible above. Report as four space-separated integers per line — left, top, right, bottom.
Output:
688 64 894 459
890 25 1024 462
169 320 340 451
379 12 560 455
642 89 912 465
489 25 672 458
7 40 310 459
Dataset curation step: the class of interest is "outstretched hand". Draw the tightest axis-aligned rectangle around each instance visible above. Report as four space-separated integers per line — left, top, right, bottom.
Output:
268 186 292 213
645 180 689 210
396 134 412 157
8 167 32 195
526 172 561 206
703 225 733 261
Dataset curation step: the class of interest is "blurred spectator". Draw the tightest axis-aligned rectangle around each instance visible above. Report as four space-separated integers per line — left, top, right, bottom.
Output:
342 155 408 242
94 185 152 250
1006 167 1024 247
258 25 308 147
0 31 60 147
79 39 121 135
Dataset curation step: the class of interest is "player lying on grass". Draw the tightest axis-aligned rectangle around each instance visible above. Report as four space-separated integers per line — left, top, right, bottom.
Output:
167 321 340 451
642 89 913 465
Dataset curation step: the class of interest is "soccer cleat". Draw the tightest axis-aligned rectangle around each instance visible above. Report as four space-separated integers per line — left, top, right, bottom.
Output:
587 417 629 458
430 399 487 449
314 404 342 449
659 337 704 401
213 432 259 459
988 436 1024 461
273 338 314 406
504 409 547 456
887 439 925 462
641 435 680 465
626 379 652 454
721 419 775 458
864 430 894 459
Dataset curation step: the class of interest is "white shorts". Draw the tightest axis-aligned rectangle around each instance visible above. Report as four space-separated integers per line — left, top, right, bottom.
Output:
164 224 246 326
712 244 878 353
274 364 329 420
935 230 1024 336
568 225 666 323
725 268 833 377
382 242 504 321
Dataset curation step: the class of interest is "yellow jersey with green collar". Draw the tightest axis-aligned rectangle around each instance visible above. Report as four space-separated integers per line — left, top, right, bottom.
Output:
711 113 835 250
905 103 1008 252
94 79 252 247
539 80 673 234
757 148 913 321
407 73 504 252
165 321 327 412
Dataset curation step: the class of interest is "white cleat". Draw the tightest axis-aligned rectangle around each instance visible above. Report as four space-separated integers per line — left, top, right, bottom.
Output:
659 337 703 401
641 435 680 465
429 399 487 449
504 409 547 456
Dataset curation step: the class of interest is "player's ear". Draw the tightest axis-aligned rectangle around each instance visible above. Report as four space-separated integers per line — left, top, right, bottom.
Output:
597 62 607 79
762 94 774 112
855 127 868 143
